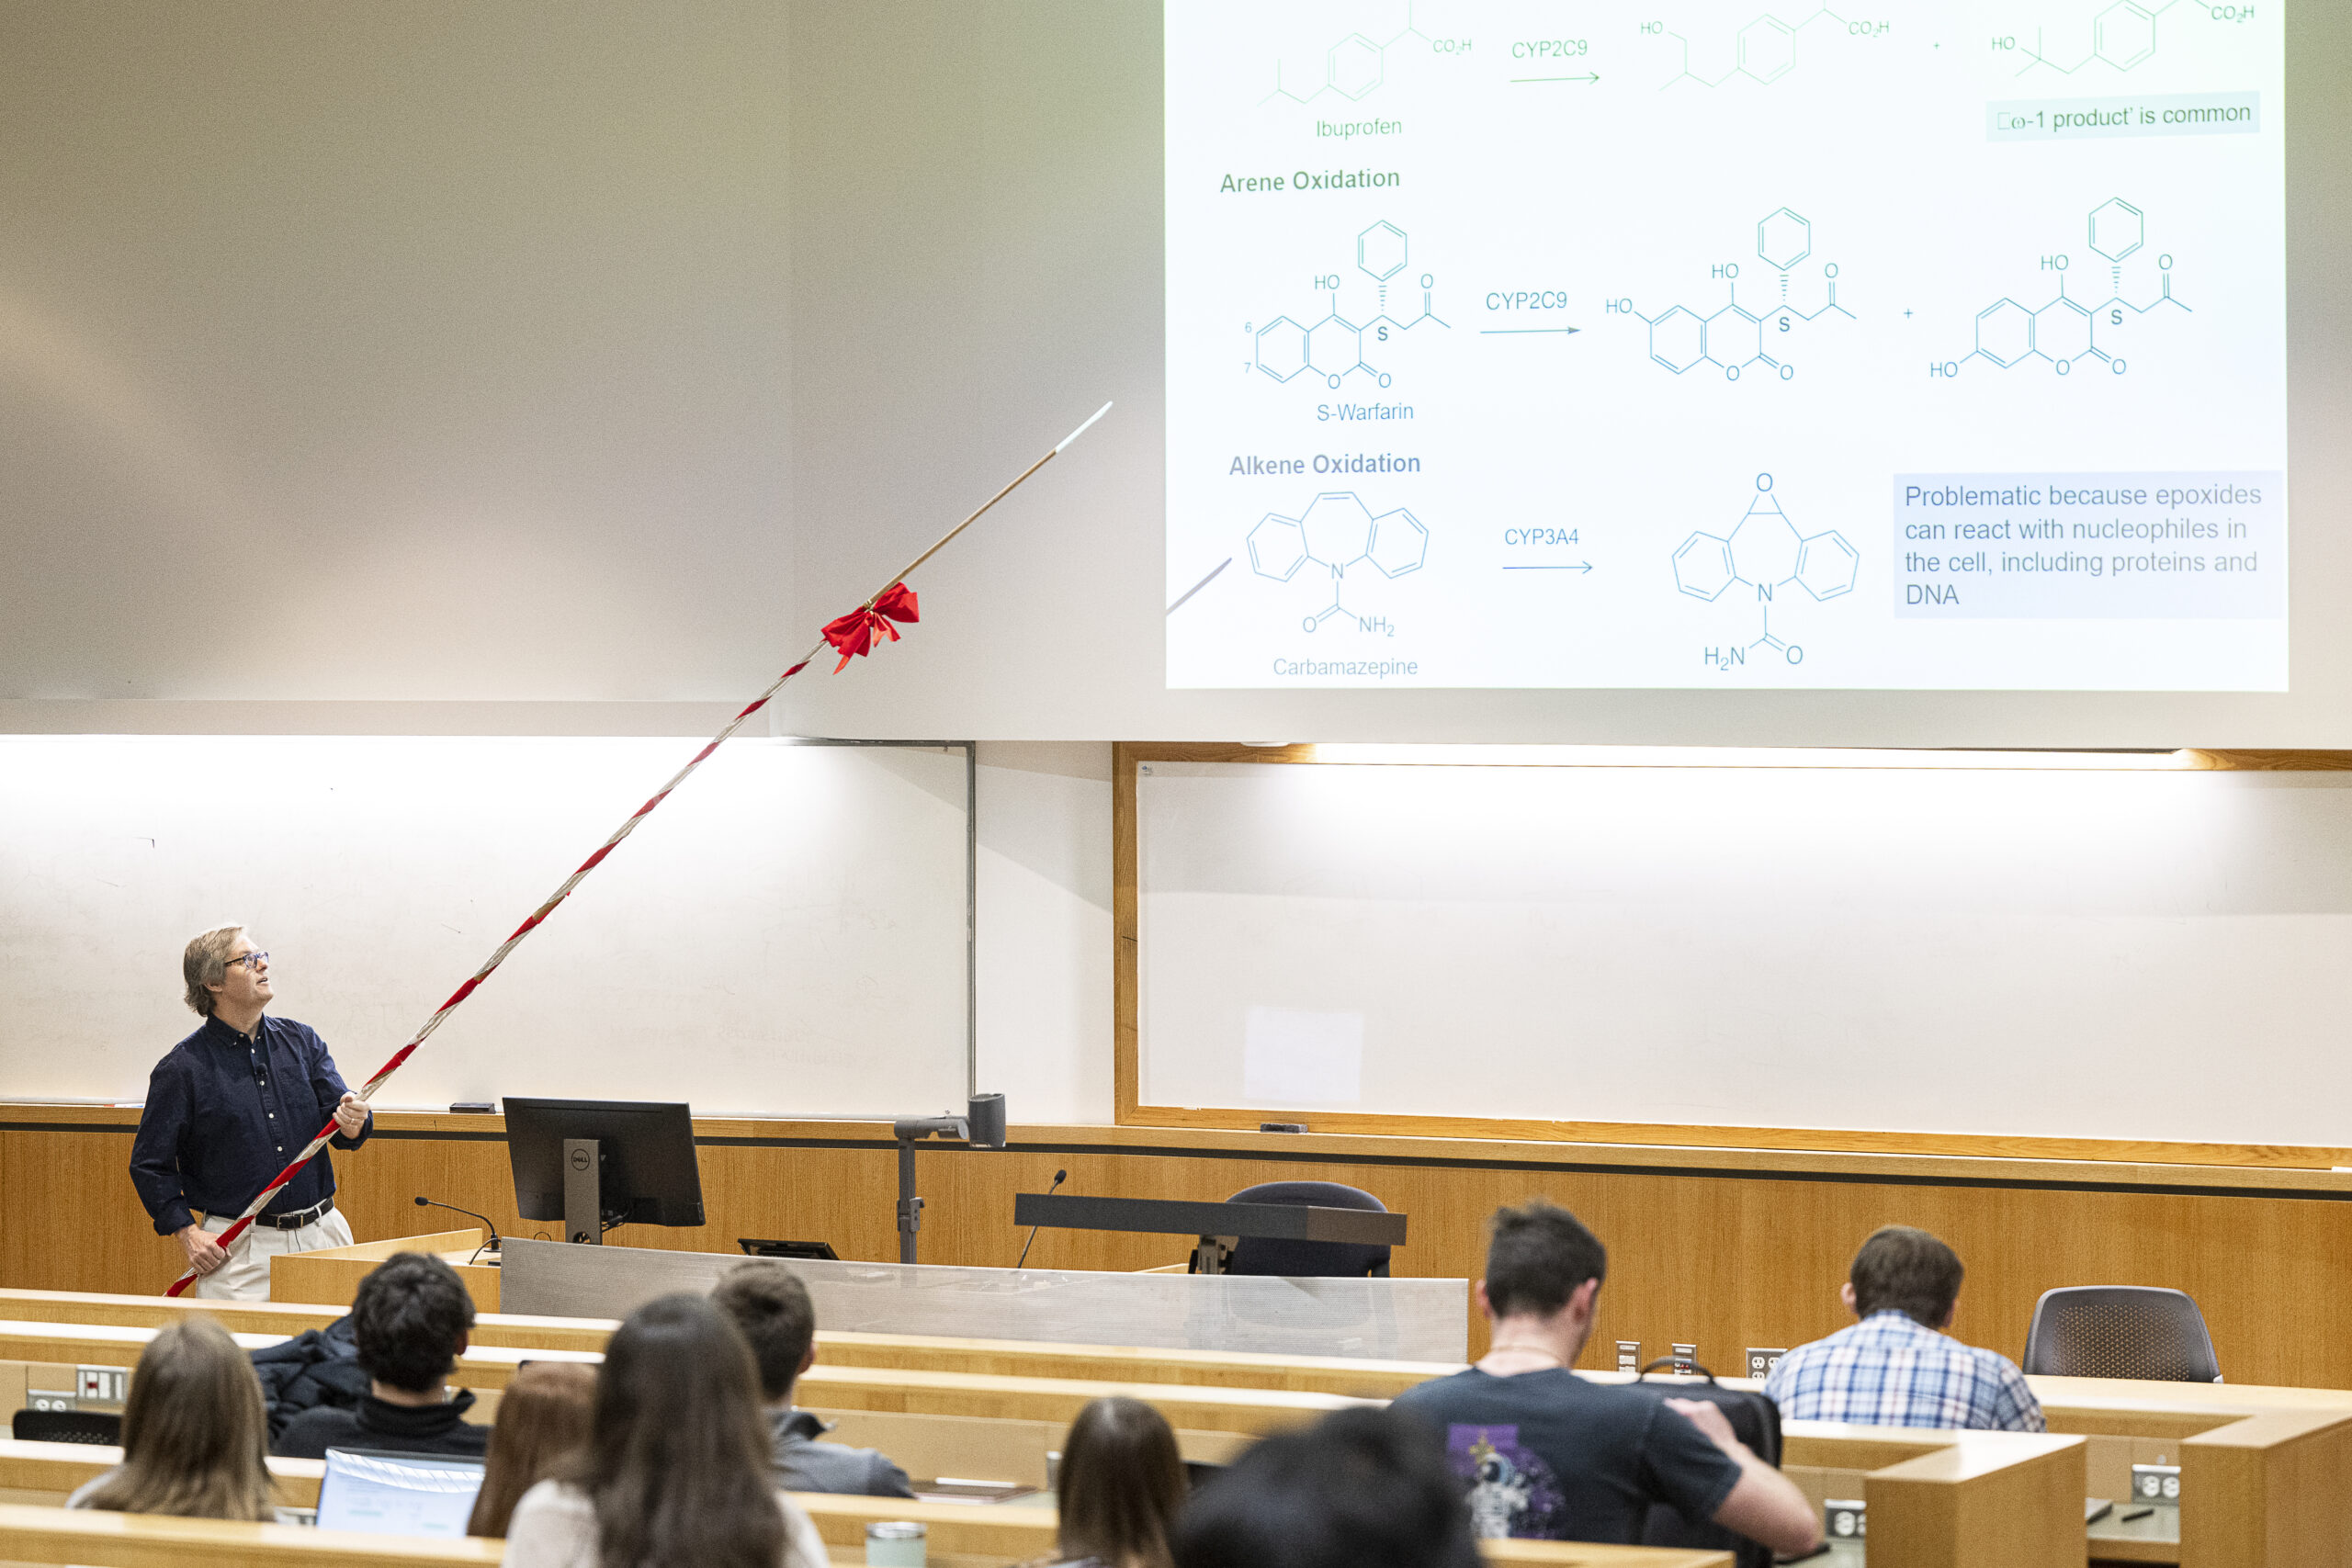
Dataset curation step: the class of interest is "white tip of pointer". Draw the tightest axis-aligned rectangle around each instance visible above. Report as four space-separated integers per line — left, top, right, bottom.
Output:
1055 400 1114 455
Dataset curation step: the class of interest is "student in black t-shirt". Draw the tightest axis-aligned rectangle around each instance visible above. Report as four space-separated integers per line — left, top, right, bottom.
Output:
276 1252 490 1459
1391 1201 1819 1557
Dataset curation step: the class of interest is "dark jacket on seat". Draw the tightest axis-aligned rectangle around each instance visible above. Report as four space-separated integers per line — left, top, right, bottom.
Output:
250 1321 368 1445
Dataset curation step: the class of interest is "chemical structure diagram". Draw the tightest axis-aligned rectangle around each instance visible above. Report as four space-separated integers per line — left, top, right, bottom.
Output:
1610 208 1851 382
1250 221 1447 390
1992 0 2259 78
1263 4 1467 107
1931 198 2189 378
1645 8 1891 89
1248 491 1428 635
1671 474 1857 669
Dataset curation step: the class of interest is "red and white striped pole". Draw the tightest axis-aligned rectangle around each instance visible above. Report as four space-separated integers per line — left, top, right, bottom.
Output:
167 402 1111 1295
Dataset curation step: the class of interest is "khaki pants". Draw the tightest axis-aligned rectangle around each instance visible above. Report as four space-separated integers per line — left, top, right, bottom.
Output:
195 1205 355 1301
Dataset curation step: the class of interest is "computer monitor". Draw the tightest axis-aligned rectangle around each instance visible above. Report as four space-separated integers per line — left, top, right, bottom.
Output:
315 1448 482 1538
503 1097 705 1242
738 1237 840 1260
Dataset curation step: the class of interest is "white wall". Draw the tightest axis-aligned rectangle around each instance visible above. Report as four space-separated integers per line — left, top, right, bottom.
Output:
0 1 794 708
973 744 1116 1124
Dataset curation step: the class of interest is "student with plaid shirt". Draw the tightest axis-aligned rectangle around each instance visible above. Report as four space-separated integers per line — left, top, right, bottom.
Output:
1763 1226 2044 1432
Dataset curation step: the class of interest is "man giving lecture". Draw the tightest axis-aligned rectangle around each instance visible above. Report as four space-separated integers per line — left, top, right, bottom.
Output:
130 927 373 1299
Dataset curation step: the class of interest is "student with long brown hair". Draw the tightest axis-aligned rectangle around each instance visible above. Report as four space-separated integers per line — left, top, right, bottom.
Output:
465 1360 596 1538
1035 1396 1188 1568
502 1294 826 1568
68 1315 277 1520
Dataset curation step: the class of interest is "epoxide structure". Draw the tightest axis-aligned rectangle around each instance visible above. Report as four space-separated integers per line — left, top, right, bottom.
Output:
1250 221 1448 391
1611 208 1852 383
1932 197 2189 378
1671 474 1858 669
1249 491 1429 634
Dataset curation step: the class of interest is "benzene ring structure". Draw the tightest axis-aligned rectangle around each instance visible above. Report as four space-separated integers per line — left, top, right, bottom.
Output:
1253 220 1446 390
1616 207 1850 384
1671 474 1856 669
1933 196 2188 378
1250 491 1428 634
2002 0 2256 80
1264 4 1431 107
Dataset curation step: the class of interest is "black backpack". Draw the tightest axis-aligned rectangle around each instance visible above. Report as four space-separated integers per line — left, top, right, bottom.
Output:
1629 1359 1786 1568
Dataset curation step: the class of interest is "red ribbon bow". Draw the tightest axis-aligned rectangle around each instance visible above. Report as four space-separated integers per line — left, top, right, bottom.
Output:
821 581 921 672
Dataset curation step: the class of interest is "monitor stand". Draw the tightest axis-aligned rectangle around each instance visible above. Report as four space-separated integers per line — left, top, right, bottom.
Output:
562 1136 602 1245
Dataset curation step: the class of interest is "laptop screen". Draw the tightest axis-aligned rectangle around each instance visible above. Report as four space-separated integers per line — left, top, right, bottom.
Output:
315 1448 484 1538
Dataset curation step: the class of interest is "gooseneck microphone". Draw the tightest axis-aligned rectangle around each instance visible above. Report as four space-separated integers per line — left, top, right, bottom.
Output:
413 1195 502 1263
1015 1168 1069 1269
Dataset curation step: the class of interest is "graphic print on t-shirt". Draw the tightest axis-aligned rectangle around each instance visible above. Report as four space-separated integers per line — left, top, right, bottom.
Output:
1446 1424 1566 1539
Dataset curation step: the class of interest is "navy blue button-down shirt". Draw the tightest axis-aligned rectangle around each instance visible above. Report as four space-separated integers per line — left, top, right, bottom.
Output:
129 1014 374 1235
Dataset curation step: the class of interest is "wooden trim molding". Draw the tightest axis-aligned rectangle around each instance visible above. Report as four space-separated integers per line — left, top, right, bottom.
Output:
1113 740 1142 1122
1110 741 2352 1170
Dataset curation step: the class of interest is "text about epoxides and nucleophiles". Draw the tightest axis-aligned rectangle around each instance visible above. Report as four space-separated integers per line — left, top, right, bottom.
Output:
1892 472 2284 619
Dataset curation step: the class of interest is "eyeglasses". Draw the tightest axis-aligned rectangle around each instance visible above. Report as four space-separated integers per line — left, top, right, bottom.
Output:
225 951 270 973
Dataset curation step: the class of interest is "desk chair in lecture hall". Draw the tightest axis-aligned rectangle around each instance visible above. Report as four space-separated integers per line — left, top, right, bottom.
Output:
11 1409 122 1445
2022 1285 2223 1382
1220 1180 1393 1278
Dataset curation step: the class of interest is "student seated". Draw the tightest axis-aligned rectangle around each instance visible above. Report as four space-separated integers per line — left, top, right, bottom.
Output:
275 1251 490 1458
466 1360 597 1538
1032 1395 1187 1568
1390 1200 1820 1558
1764 1224 2045 1431
67 1316 277 1519
710 1260 915 1497
1171 1406 1479 1568
503 1293 828 1568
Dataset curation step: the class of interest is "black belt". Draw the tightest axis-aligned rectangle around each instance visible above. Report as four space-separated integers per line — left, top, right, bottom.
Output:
254 1197 334 1230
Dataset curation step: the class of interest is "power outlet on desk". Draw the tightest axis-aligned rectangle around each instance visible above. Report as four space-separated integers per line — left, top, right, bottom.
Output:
1824 1499 1866 1540
1670 1342 1698 1374
26 1393 76 1413
76 1366 127 1405
1615 1341 1641 1373
1747 1348 1787 1379
2131 1463 2181 1506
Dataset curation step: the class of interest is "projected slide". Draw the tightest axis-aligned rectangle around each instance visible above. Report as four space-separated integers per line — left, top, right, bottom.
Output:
1164 1 2286 690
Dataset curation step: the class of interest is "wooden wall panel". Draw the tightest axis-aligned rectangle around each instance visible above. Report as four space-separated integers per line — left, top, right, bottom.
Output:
11 1109 2352 1389
0 1123 158 1295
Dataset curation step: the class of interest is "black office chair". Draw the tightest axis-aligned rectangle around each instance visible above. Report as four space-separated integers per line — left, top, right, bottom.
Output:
2022 1286 2222 1382
12 1408 123 1445
1220 1180 1392 1278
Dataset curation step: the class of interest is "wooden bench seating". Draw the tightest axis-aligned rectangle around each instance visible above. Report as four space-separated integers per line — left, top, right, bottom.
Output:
11 1283 2352 1566
5 1391 2345 1566
0 1287 1452 1397
0 1449 1733 1566
0 1318 1363 1436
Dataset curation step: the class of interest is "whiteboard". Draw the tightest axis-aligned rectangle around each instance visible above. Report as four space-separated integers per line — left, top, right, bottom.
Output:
1137 758 2352 1147
0 736 970 1117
